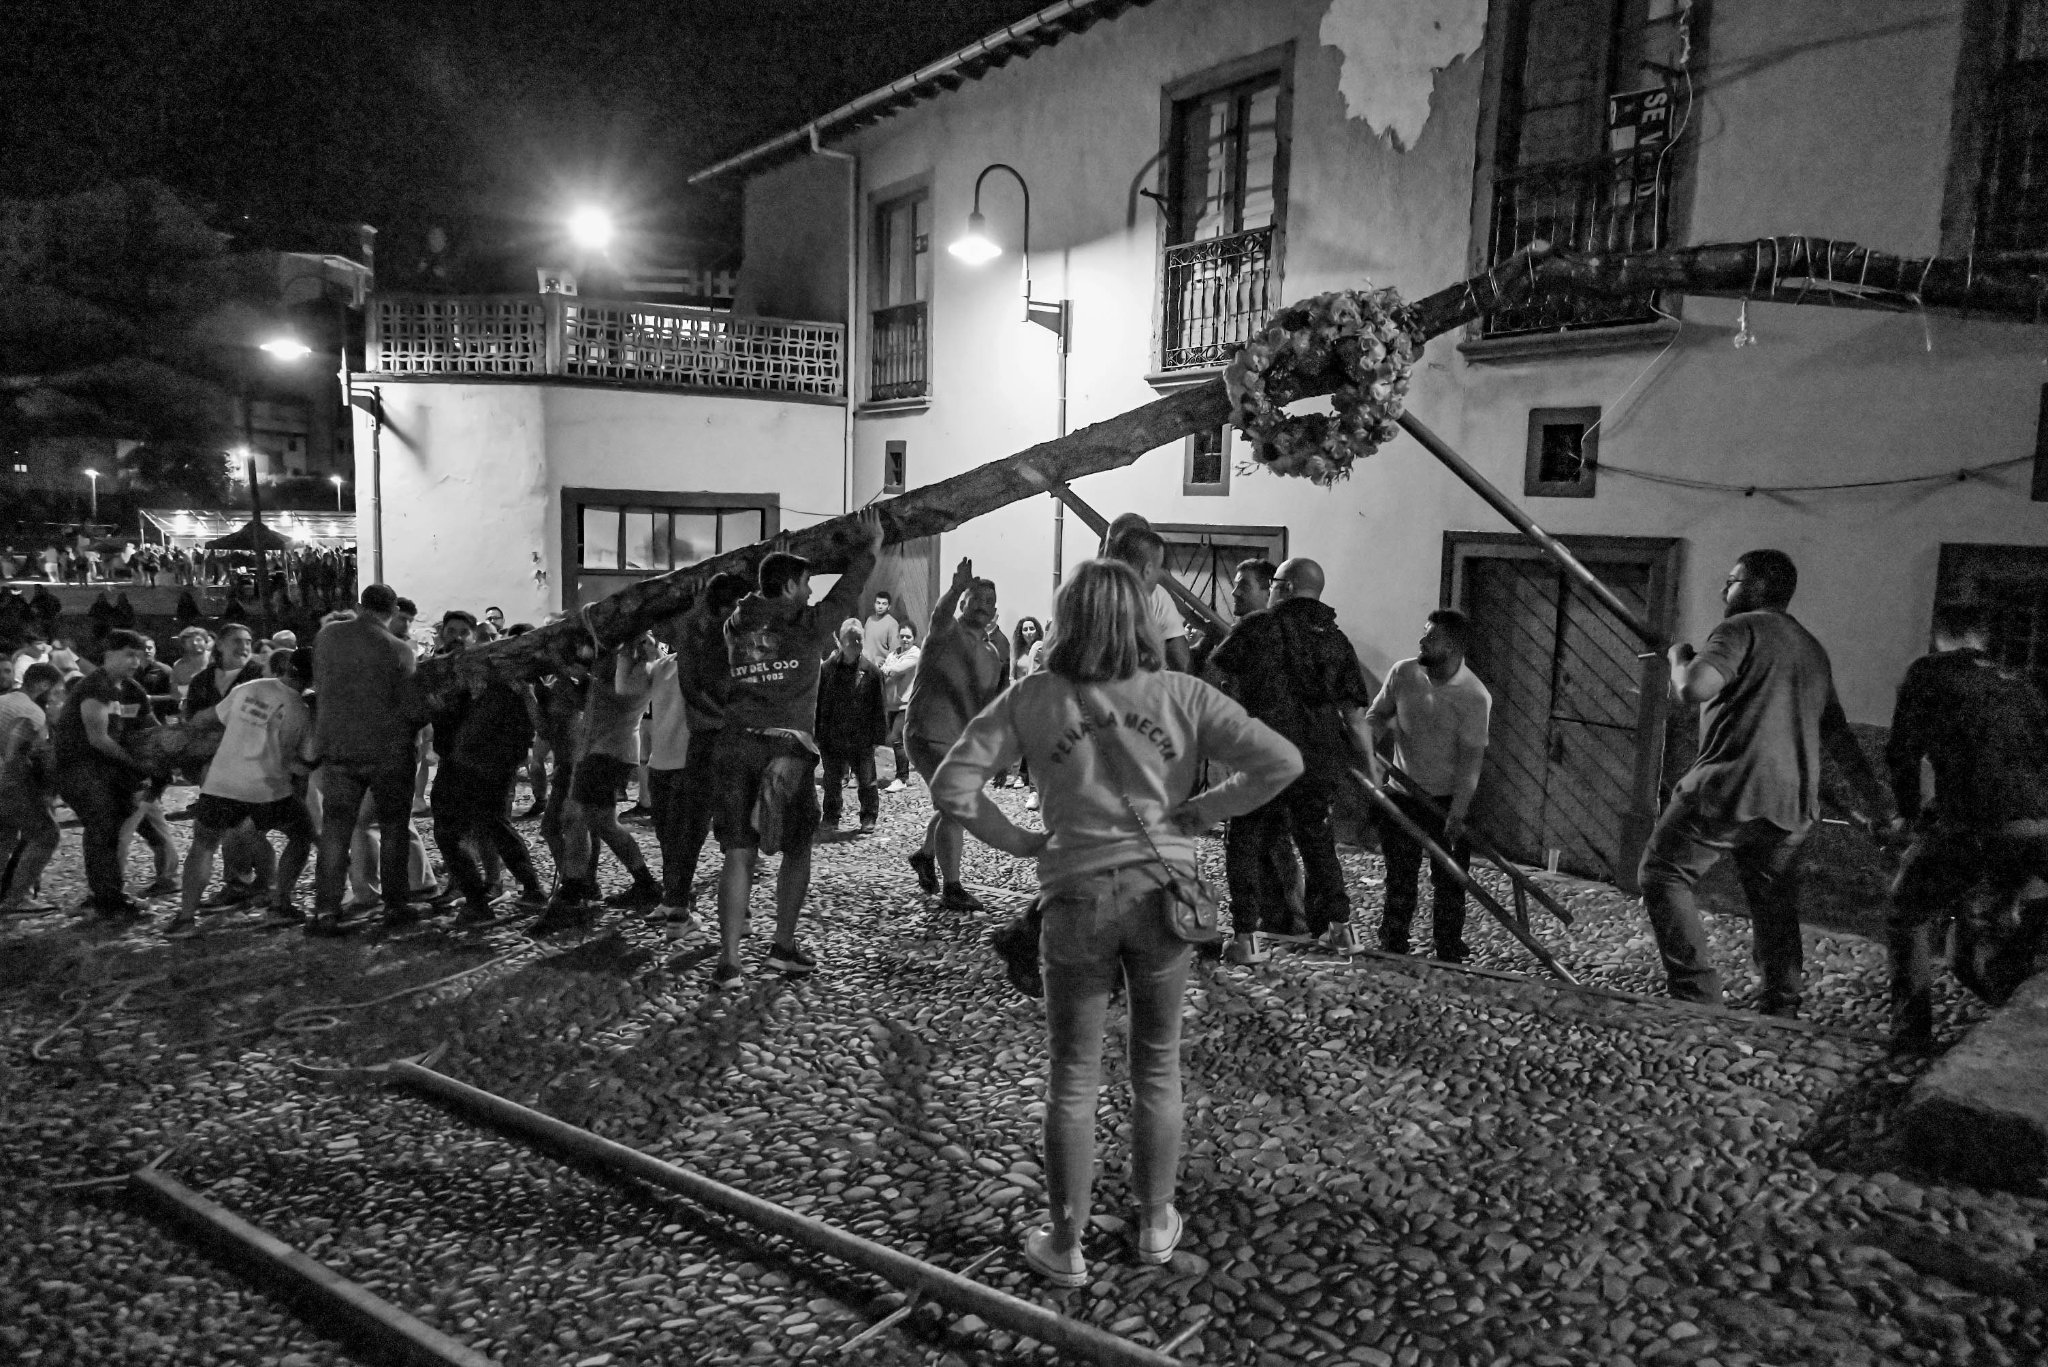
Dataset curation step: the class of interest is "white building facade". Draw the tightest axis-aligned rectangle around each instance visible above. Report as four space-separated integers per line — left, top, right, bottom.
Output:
694 0 2048 884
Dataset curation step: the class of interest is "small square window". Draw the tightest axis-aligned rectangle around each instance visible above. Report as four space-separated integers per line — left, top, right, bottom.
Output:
1525 407 1600 498
883 440 907 495
1184 426 1231 497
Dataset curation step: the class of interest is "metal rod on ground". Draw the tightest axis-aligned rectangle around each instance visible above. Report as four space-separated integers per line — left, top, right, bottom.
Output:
1394 412 1664 651
1351 770 1578 984
127 1166 494 1367
1383 763 1574 927
836 1248 999 1355
385 1061 1181 1367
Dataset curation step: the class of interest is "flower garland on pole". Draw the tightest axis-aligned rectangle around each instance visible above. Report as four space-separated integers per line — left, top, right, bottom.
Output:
1222 286 1420 486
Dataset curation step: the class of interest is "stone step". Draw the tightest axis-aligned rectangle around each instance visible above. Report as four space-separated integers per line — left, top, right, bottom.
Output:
1902 971 2048 1188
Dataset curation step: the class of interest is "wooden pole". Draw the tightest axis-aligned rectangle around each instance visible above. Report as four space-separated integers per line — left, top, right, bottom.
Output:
1394 412 1664 650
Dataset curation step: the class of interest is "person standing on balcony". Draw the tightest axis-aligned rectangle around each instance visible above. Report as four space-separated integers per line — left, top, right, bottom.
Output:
706 507 885 987
1640 550 1889 1018
905 558 1009 912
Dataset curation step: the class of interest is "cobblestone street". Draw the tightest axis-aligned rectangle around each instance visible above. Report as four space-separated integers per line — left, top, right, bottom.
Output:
4 779 2044 1366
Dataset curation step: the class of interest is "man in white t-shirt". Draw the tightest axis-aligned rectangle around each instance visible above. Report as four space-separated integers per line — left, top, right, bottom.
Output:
173 648 317 935
1363 610 1493 961
1102 515 1190 672
623 635 695 929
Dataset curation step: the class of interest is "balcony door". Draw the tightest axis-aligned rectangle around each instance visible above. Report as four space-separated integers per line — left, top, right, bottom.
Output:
1156 46 1291 373
870 189 931 401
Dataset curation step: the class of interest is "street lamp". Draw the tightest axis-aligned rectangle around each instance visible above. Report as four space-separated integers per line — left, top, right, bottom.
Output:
260 336 313 362
83 467 100 520
330 474 346 510
568 205 615 252
950 163 1072 594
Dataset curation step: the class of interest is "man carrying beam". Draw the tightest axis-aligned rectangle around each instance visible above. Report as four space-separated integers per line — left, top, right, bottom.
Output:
707 507 886 988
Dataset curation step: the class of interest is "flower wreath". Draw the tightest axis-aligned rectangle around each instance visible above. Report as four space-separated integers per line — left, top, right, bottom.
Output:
1222 286 1420 486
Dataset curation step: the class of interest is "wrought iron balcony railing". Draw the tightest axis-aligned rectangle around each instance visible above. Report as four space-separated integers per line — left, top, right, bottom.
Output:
1483 147 1672 337
869 301 929 401
368 295 845 399
1160 225 1276 371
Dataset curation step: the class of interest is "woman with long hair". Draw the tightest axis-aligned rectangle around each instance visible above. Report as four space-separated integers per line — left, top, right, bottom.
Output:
1006 615 1046 801
932 559 1300 1287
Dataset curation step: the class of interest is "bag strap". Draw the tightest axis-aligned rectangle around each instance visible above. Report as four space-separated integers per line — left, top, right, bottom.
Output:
1070 681 1185 879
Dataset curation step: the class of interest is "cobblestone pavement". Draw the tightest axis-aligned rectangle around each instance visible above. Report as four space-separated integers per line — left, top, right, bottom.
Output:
3 776 2044 1366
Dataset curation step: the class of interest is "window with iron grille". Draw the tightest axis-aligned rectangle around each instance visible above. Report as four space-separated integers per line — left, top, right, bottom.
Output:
1936 543 2048 693
1157 48 1290 372
870 191 931 401
1481 0 1695 337
1975 0 2048 250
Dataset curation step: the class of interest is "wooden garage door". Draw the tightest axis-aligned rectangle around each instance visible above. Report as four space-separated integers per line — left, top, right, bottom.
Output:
1450 535 1676 889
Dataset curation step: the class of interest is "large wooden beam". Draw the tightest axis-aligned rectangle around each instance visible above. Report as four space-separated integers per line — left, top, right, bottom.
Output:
416 383 1237 697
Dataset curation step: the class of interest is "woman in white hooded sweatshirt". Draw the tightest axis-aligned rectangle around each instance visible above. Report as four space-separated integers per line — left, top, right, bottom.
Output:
932 558 1301 1287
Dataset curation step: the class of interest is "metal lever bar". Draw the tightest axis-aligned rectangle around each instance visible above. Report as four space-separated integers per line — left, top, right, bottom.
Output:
1351 769 1578 984
1381 763 1574 927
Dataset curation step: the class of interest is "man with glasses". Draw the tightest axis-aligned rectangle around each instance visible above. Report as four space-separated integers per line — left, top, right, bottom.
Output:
1641 550 1888 1017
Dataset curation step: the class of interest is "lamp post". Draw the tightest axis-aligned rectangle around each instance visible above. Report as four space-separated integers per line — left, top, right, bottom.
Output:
83 467 100 521
330 474 346 510
950 163 1072 597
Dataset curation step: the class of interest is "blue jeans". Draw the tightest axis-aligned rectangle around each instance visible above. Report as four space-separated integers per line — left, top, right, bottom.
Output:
1039 865 1192 1248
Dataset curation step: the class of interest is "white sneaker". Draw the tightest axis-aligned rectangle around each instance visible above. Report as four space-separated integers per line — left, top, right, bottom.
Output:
1136 1205 1184 1265
1223 932 1269 966
885 779 906 793
1025 791 1040 811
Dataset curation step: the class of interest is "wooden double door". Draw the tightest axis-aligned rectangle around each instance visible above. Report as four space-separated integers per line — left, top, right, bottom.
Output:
1444 533 1679 890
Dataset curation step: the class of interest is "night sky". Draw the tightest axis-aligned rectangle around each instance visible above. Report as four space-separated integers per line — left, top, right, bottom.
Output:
6 0 1050 283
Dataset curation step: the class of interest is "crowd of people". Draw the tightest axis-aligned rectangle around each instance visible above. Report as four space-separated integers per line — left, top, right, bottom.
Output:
2 533 358 612
1 516 2043 1286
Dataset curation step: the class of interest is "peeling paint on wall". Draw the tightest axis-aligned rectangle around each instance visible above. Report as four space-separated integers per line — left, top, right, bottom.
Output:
1319 0 1487 150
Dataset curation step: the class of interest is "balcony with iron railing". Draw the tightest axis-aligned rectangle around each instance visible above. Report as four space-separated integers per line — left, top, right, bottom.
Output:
1483 147 1672 337
367 294 845 400
869 301 929 402
1159 225 1276 371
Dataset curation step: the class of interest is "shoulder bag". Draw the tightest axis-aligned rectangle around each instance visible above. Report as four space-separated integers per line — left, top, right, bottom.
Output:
1072 682 1223 944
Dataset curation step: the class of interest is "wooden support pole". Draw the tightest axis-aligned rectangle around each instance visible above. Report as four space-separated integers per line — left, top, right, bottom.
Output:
385 1061 1181 1367
128 1167 494 1367
1394 412 1664 650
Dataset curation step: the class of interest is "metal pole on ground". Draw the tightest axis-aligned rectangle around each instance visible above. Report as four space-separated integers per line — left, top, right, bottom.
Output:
385 1061 1182 1367
128 1166 494 1367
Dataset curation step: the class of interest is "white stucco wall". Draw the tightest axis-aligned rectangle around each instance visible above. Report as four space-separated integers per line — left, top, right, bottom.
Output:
353 384 844 626
752 0 2047 724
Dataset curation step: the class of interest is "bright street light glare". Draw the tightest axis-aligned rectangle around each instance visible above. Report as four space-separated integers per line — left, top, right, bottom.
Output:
261 337 313 362
948 210 1002 264
329 475 345 486
568 205 615 251
82 468 99 479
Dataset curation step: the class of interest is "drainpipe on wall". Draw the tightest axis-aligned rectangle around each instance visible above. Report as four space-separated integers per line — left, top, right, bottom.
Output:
810 124 859 514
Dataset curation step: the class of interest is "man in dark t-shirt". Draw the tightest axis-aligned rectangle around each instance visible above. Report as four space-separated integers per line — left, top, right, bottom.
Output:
1883 601 2048 1049
52 629 159 916
1210 557 1377 957
1640 550 1888 1017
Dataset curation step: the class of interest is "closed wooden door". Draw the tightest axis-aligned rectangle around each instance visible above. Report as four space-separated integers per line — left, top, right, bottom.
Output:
1450 536 1675 889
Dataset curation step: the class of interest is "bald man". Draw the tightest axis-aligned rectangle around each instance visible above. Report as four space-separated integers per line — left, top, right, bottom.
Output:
1208 557 1378 961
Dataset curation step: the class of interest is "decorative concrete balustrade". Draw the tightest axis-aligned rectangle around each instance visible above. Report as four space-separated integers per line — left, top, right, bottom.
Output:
367 294 846 399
